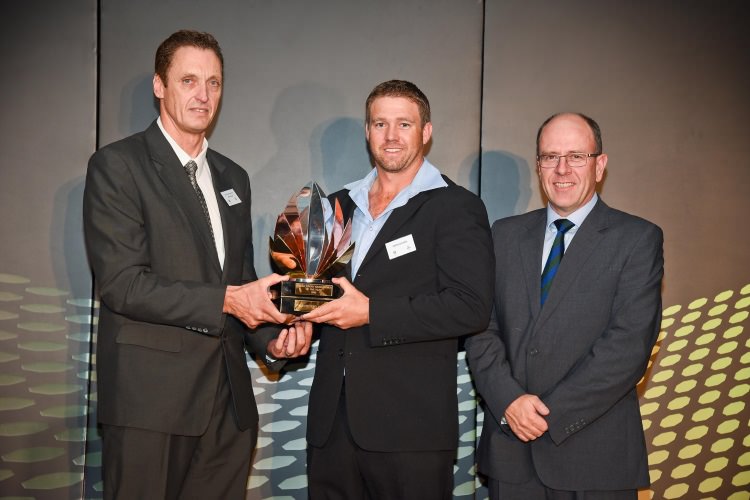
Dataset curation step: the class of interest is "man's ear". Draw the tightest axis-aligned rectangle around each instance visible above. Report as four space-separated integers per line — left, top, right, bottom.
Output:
595 153 608 182
153 74 164 99
422 121 433 145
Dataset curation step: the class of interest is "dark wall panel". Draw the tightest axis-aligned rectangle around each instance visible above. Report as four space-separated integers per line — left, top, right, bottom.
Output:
480 0 750 307
0 2 97 499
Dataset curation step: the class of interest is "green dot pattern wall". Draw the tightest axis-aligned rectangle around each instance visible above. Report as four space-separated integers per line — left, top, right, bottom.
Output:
1 271 748 498
638 284 750 499
0 272 95 499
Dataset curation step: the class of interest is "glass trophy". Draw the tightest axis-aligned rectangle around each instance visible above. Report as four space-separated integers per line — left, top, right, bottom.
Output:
269 182 355 314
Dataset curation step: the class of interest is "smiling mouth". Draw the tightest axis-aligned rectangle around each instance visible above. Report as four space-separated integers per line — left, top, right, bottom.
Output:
554 182 574 188
384 147 403 153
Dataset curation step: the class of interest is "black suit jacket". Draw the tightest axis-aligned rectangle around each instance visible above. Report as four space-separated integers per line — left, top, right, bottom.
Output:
466 199 663 490
83 121 277 435
306 177 495 452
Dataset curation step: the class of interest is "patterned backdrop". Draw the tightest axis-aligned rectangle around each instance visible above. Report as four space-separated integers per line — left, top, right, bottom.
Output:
0 269 748 499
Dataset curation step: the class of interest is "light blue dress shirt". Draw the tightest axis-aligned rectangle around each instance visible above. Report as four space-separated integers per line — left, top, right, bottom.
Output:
541 193 599 272
345 159 448 279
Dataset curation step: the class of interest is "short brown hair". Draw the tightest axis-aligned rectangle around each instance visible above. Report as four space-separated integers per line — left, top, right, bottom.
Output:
365 80 431 126
154 30 223 85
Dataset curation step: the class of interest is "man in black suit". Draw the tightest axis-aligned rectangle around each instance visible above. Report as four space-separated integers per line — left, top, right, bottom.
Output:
83 30 312 500
302 80 495 499
466 112 664 499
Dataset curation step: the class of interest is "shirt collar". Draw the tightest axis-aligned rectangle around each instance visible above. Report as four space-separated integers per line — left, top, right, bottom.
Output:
344 158 448 216
546 193 599 231
157 117 209 172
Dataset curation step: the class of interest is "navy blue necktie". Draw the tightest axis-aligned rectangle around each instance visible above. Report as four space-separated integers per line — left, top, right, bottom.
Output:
540 219 574 305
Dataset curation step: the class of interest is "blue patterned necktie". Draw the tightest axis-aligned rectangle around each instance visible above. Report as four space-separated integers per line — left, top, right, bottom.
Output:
540 219 575 306
184 160 215 244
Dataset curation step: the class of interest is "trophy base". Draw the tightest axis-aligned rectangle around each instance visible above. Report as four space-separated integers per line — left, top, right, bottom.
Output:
270 278 343 315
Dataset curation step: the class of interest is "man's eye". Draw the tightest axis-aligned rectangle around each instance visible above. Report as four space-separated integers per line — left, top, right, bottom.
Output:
541 155 557 162
182 78 193 85
569 154 585 162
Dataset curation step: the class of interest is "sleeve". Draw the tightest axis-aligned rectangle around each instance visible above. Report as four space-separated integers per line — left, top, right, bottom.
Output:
543 222 664 445
236 172 285 369
465 305 527 426
83 147 227 335
368 189 495 344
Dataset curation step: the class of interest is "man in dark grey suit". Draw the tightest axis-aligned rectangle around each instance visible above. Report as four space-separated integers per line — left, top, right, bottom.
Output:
83 30 312 499
466 112 663 499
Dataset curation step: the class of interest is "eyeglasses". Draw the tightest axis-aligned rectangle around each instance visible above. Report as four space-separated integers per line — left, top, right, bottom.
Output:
537 153 600 169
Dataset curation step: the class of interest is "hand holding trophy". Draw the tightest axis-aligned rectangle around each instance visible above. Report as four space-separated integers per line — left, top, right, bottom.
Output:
269 183 355 315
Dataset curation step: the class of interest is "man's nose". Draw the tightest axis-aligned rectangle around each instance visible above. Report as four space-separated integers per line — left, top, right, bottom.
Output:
195 82 209 102
385 126 398 141
555 156 572 174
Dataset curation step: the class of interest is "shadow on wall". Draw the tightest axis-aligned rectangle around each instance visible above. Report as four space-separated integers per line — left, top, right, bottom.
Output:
311 117 371 191
479 151 532 223
119 73 158 138
53 177 90 300
252 83 370 277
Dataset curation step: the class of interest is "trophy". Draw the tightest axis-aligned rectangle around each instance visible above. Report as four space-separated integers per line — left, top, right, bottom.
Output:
269 182 355 314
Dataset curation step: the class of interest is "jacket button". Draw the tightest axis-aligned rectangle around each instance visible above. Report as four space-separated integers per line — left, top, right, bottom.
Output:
337 349 344 357
529 348 539 356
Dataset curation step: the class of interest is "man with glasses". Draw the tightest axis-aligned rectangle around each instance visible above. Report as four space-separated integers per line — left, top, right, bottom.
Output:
466 112 664 499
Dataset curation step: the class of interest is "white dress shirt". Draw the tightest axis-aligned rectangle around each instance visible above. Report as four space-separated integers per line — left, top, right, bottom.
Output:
157 117 226 269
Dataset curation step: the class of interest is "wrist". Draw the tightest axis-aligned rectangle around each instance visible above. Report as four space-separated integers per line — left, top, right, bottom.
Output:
223 285 239 313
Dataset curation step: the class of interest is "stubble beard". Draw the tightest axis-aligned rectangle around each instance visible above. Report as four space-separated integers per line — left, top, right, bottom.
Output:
371 144 414 174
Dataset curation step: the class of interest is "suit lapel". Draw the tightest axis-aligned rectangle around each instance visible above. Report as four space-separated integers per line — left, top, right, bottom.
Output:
356 189 434 273
519 210 546 319
145 122 222 276
535 200 609 328
207 151 241 282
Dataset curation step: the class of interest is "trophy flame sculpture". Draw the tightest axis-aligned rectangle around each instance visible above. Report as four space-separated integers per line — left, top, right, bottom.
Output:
269 182 355 314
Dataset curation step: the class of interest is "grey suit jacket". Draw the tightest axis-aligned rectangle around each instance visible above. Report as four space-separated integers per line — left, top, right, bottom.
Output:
466 199 663 490
83 121 278 435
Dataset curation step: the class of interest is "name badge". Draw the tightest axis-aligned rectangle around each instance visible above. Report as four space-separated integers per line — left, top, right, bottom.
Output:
385 234 416 260
221 189 242 206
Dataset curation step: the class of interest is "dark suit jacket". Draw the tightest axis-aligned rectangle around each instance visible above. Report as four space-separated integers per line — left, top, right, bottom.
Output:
465 199 663 490
83 120 278 436
306 177 495 452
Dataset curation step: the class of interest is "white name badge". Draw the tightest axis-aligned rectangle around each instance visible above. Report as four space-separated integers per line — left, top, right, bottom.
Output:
385 234 416 260
221 189 242 206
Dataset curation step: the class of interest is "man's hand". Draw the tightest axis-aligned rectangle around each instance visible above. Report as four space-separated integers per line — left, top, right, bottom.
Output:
223 274 292 329
267 320 313 359
301 277 369 329
504 394 550 442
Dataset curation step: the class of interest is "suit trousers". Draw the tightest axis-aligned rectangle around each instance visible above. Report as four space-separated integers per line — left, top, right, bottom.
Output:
489 476 637 500
101 370 256 500
307 384 454 500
